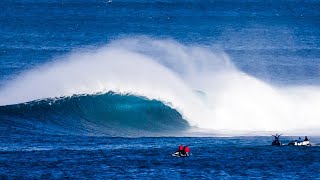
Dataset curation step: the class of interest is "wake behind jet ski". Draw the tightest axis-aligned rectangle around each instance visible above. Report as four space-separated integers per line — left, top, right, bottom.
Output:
271 134 282 146
288 136 311 146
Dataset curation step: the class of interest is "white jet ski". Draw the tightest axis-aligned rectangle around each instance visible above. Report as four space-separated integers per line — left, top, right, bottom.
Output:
172 152 189 157
288 140 311 146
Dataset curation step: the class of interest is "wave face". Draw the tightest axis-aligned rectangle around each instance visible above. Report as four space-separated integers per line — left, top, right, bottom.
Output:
1 37 320 135
0 92 188 136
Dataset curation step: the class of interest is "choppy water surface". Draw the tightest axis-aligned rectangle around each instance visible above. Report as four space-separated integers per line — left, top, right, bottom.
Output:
1 135 320 179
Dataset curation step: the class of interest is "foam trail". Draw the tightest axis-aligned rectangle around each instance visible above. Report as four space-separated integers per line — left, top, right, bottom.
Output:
1 37 320 134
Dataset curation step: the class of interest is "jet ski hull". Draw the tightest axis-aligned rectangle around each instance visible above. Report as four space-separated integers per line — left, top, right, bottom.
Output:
288 140 311 146
172 152 189 157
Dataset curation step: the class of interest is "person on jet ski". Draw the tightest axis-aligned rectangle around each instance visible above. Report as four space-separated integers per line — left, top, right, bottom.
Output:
177 144 184 155
298 137 302 142
180 146 187 156
304 136 309 141
180 146 190 156
185 146 190 156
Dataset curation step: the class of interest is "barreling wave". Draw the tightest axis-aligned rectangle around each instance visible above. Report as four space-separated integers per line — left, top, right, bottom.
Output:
0 92 188 136
1 37 320 135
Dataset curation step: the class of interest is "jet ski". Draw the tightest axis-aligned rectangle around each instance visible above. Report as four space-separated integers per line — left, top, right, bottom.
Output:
172 152 189 157
288 140 311 146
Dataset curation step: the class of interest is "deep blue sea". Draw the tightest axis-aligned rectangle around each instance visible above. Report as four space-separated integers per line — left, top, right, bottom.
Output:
1 0 320 179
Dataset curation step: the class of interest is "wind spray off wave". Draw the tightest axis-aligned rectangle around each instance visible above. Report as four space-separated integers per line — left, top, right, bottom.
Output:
1 37 320 134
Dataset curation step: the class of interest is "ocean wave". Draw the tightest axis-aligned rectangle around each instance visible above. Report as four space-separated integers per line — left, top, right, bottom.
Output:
0 92 188 136
1 37 320 134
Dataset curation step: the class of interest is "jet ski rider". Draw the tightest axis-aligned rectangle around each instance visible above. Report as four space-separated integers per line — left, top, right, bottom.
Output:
178 144 184 156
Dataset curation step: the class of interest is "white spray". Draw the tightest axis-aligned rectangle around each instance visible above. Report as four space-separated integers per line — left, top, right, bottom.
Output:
1 37 320 134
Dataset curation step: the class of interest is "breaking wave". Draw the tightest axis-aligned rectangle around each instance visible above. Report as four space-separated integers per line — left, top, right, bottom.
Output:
0 92 188 136
1 37 320 135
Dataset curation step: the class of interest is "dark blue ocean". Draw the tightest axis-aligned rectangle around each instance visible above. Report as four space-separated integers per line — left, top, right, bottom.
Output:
1 0 320 179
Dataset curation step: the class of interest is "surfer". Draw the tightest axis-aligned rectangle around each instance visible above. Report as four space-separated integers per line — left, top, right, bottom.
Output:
271 134 282 146
272 133 281 140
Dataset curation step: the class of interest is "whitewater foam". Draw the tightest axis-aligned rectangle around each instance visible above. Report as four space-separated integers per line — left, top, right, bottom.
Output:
1 37 320 134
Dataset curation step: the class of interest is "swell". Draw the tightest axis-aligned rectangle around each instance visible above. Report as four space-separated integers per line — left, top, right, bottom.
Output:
0 92 189 136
